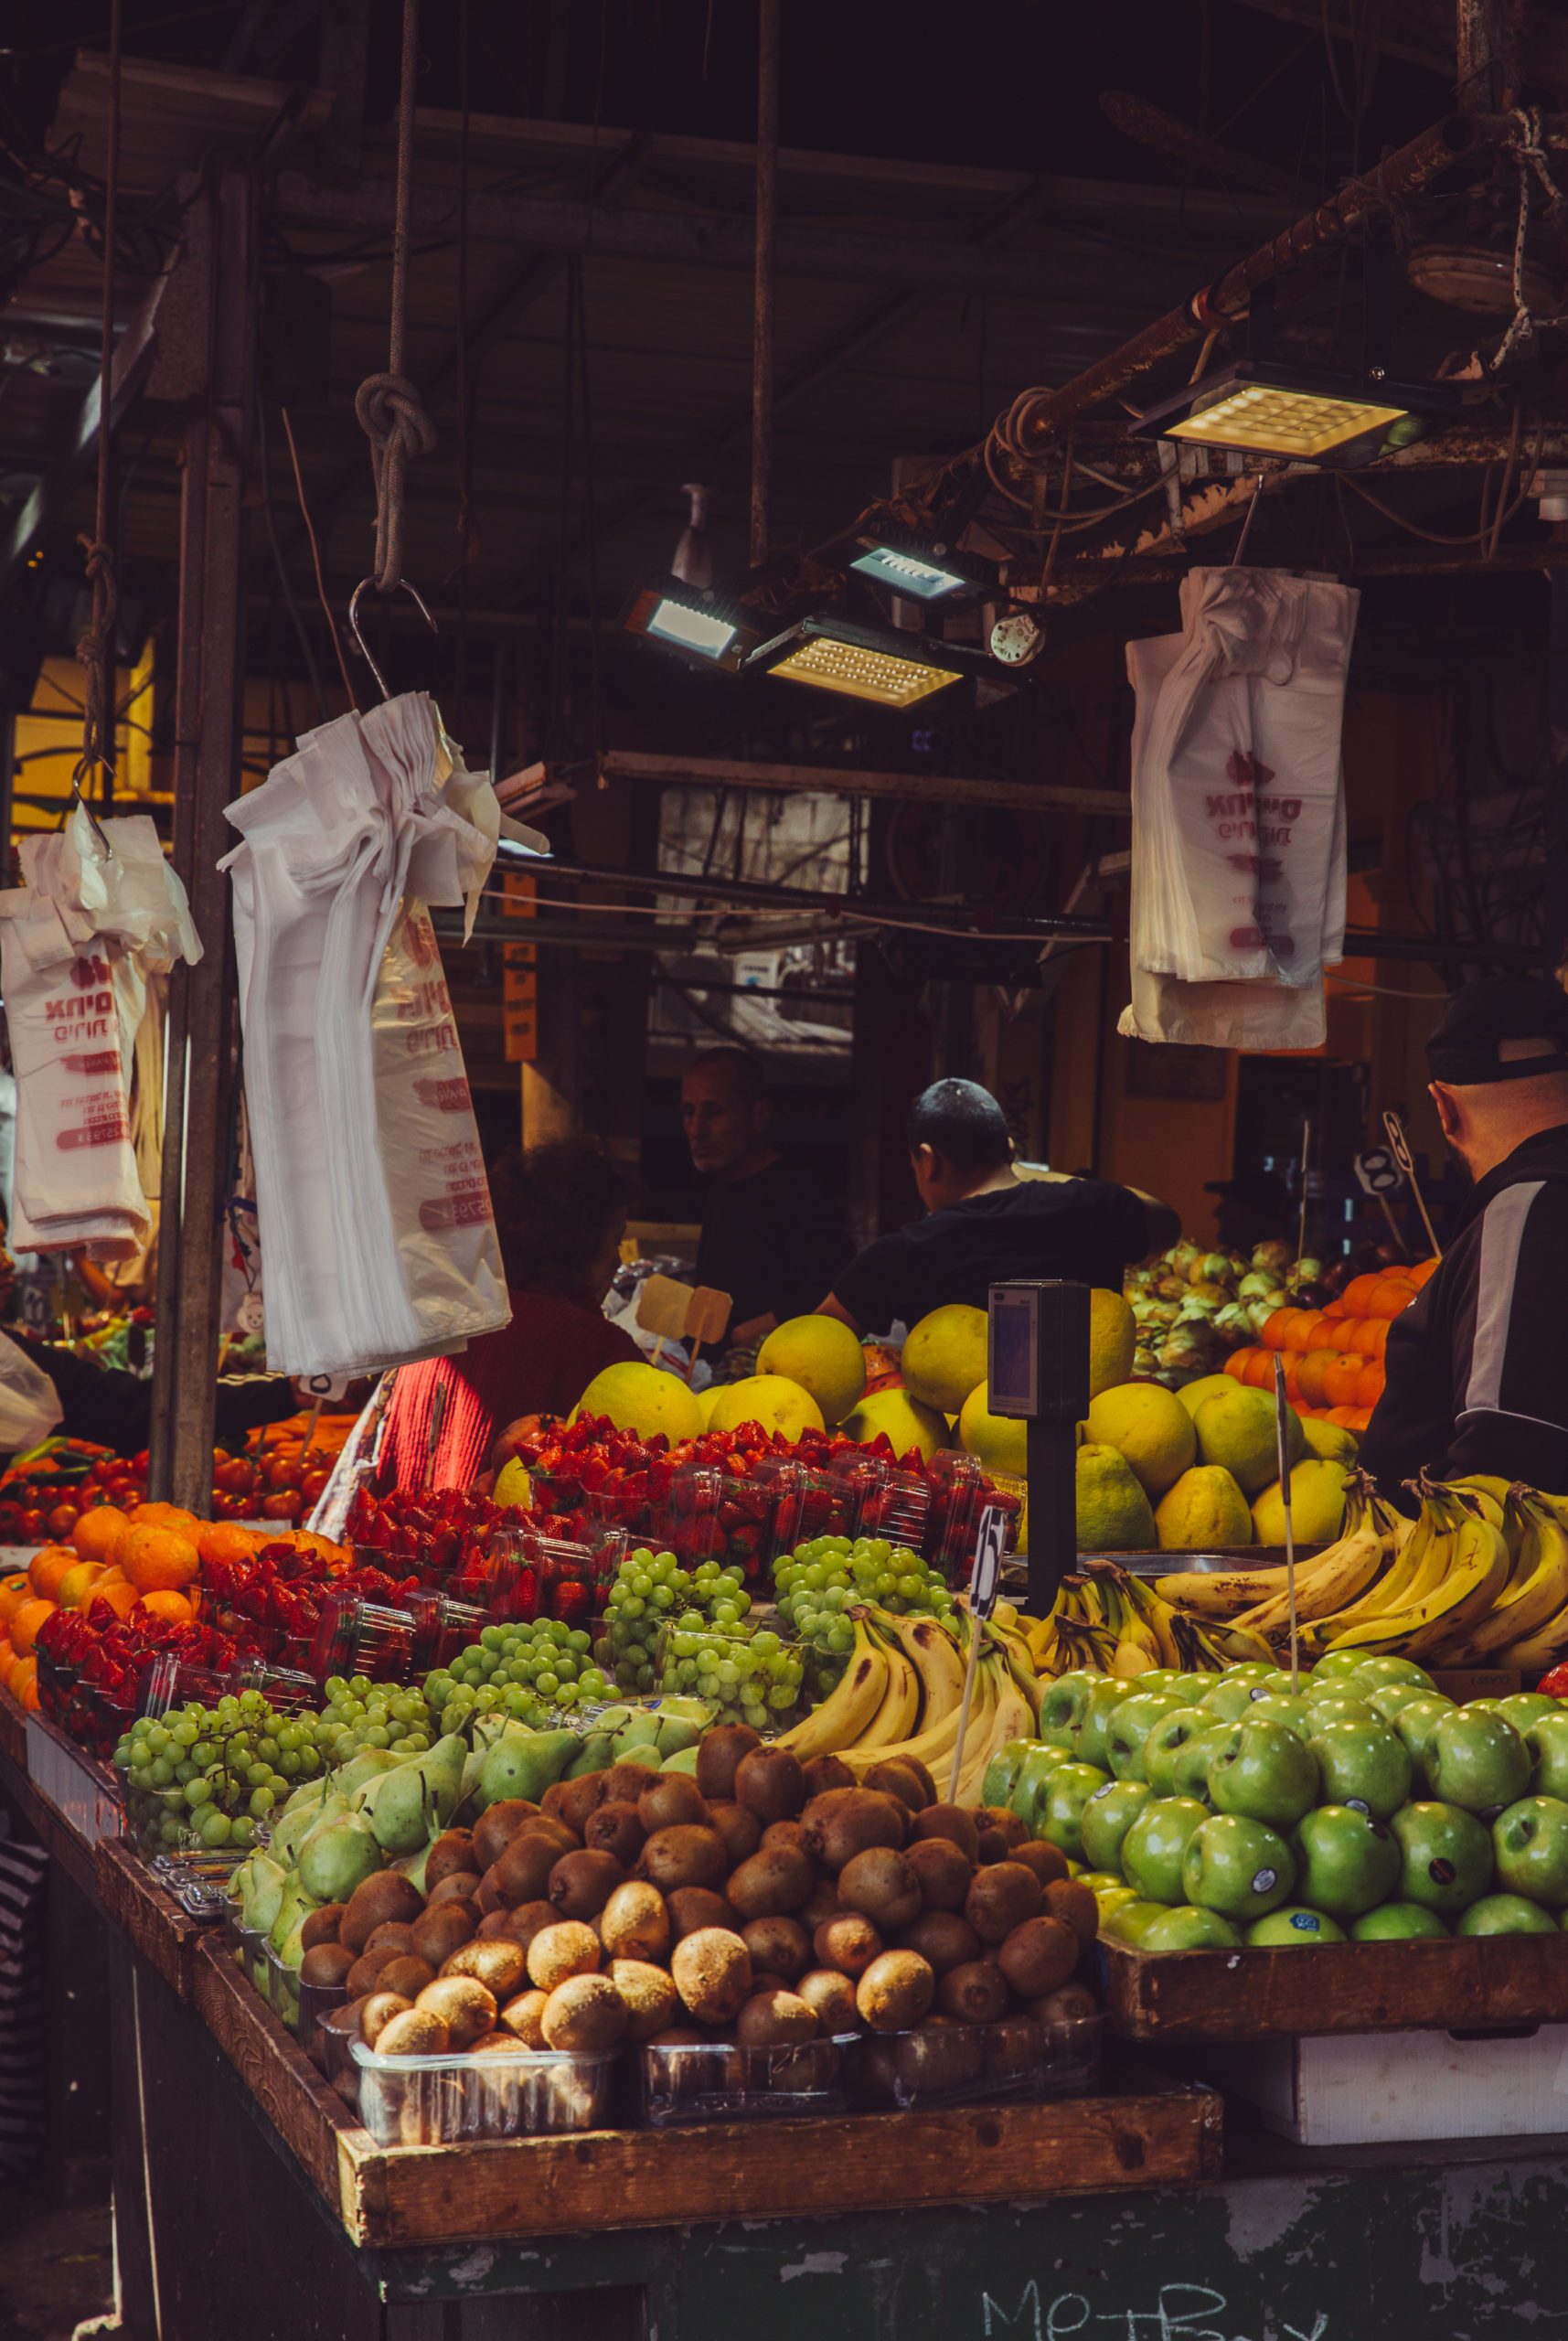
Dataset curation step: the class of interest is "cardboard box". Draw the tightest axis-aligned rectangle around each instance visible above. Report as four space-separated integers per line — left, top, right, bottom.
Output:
1193 2024 1568 2146
1431 1668 1522 1701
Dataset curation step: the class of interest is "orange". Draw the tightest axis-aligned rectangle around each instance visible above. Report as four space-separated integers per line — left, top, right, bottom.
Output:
0 1575 31 1629
1224 1348 1254 1381
197 1521 265 1570
1260 1309 1298 1352
1368 1277 1416 1320
135 1588 195 1627
1323 1354 1365 1409
1350 1318 1390 1359
1339 1274 1384 1316
1321 1298 1347 1319
1243 1350 1276 1389
1328 1318 1361 1351
27 1545 80 1601
119 1526 200 1596
8 1598 57 1656
1355 1361 1386 1410
1295 1350 1339 1408
57 1561 108 1611
10 1658 38 1712
73 1504 131 1566
1408 1256 1440 1289
1326 1405 1360 1427
127 1502 202 1540
88 1580 142 1622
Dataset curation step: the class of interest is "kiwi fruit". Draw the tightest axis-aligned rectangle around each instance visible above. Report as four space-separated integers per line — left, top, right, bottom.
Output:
414 1976 497 2049
301 1905 348 1952
441 1938 529 1998
936 1961 1010 2024
362 1920 420 1958
428 1872 484 1908
902 1835 974 1913
493 1833 563 1908
345 1944 400 1998
499 1898 560 1953
378 1955 438 2001
899 1758 938 1803
540 1779 582 1825
549 1848 625 1921
800 1755 857 1799
1029 1983 1099 2025
911 1804 981 1865
737 1989 818 2047
525 1920 602 1994
359 1990 413 2047
666 1887 737 1940
515 1812 579 1852
540 1972 627 2051
636 1772 709 1833
759 1819 810 1858
978 1807 1028 1850
726 1845 814 1922
695 1723 762 1801
799 1880 843 1932
601 1760 667 1807
472 1800 540 1870
340 1871 425 1951
704 1801 763 1867
374 2007 448 2058
475 1872 506 1918
965 1862 1044 1943
894 1909 981 1977
741 1915 811 1981
610 1959 679 2042
862 1759 929 1812
837 1846 922 1934
638 1824 726 1893
813 1911 883 1979
424 1831 479 1891
551 1772 609 1838
584 1800 645 1867
299 1942 357 1991
855 1949 935 2034
795 1968 859 2032
600 1879 671 1964
476 1911 513 1940
1042 1877 1099 1950
670 1927 753 2024
804 1789 906 1873
748 1971 791 1997
998 1915 1080 1999
1010 1840 1070 1889
733 1745 806 1824
976 1827 1011 1865
499 1989 549 2047
471 2033 528 2057
646 2024 709 2049
411 1899 477 1968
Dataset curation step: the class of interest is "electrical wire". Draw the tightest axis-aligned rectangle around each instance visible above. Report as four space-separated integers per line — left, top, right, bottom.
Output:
1339 415 1544 549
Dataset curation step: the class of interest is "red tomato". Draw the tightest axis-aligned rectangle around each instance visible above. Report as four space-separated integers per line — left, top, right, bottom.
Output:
268 1462 304 1492
16 1510 44 1541
301 1470 331 1503
215 1458 256 1495
261 1489 304 1522
45 1502 80 1538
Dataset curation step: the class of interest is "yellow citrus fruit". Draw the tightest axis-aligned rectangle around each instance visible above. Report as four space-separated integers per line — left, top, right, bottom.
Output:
1084 1383 1196 1498
706 1375 826 1442
1154 1465 1253 1550
839 1386 950 1462
1251 1460 1349 1545
956 1381 1027 1477
573 1362 704 1443
1075 1443 1157 1552
1191 1384 1306 1497
901 1305 988 1415
756 1315 867 1426
1088 1289 1137 1399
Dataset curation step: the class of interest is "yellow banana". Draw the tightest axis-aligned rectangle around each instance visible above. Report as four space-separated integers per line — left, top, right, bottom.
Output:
1152 1568 1286 1619
1489 1607 1568 1672
885 1611 966 1724
950 1657 1002 1805
1327 1513 1510 1661
773 1620 888 1758
1297 1491 1452 1652
1121 1575 1183 1668
1230 1526 1387 1635
1463 1494 1568 1658
854 1623 923 1748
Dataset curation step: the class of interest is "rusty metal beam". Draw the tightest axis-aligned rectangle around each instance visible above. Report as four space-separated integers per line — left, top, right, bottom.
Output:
1099 91 1318 201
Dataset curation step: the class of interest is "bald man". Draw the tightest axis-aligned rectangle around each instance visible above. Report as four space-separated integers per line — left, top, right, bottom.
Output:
1360 978 1568 1506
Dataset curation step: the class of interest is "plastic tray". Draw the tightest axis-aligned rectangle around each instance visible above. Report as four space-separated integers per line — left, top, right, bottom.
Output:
265 1940 302 2035
844 2013 1104 2111
632 2033 855 2126
223 1900 271 1998
347 2037 620 2147
316 2002 364 2098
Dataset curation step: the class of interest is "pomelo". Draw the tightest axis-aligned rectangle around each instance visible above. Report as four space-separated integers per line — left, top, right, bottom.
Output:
1174 1373 1234 1420
1154 1464 1253 1550
957 1380 1027 1477
839 1386 950 1462
707 1374 826 1441
1301 1416 1359 1465
1085 1383 1196 1498
1251 1459 1349 1545
1076 1443 1157 1552
1088 1288 1137 1398
573 1361 704 1443
1192 1383 1306 1496
493 1457 531 1508
901 1304 987 1415
756 1313 867 1426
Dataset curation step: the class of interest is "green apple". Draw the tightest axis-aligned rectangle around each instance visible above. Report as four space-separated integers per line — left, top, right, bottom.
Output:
1290 1804 1402 1917
1366 1682 1439 1725
1103 1897 1183 1943
1080 1778 1155 1873
1246 1694 1315 1736
1492 1795 1568 1907
1309 1651 1377 1684
1528 1710 1568 1801
1208 1718 1319 1830
1464 1698 1502 1714
1244 1671 1296 1699
1304 1694 1380 1728
1352 1657 1435 1691
1134 1669 1186 1693
1499 1694 1563 1736
1350 1901 1451 1941
1071 1678 1139 1770
1036 1762 1114 1861
1091 1886 1142 1928
1200 1678 1266 1724
1389 1801 1493 1913
1393 1695 1458 1789
1137 1906 1243 1951
1425 1707 1531 1814
1144 1706 1216 1796
1104 1690 1189 1781
1456 1893 1558 1938
1182 1813 1296 1919
1076 1871 1126 1897
1120 1795 1210 1905
1222 1663 1281 1685
1172 1723 1242 1807
1307 1717 1413 1821
1038 1670 1098 1750
1009 1744 1073 1837
1244 1905 1348 1946
1174 1673 1218 1701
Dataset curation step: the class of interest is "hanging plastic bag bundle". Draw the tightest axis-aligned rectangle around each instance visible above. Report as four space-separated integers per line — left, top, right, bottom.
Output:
223 690 544 1377
0 807 201 1257
1119 566 1356 1052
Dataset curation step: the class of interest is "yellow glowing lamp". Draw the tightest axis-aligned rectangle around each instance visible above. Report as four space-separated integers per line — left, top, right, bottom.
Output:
747 615 980 708
1129 358 1459 465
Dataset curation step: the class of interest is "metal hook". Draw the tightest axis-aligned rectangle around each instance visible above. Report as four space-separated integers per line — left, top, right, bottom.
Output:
347 575 439 703
63 763 115 861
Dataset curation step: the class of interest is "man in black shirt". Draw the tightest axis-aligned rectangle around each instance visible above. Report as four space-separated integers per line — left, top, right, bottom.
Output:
817 1078 1179 1337
683 1049 851 1349
1360 978 1568 1507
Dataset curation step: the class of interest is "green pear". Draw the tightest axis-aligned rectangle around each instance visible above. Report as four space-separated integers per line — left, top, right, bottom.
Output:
296 1810 383 1904
656 1716 703 1758
237 1853 287 1937
354 1734 468 1855
613 1715 663 1755
475 1728 580 1812
660 1746 701 1775
335 1747 403 1797
278 1777 329 1821
268 1870 319 1957
270 1790 347 1865
567 1732 616 1779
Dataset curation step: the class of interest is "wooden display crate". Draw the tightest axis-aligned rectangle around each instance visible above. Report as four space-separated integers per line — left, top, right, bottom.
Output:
94 1837 209 2001
1103 1932 1568 2043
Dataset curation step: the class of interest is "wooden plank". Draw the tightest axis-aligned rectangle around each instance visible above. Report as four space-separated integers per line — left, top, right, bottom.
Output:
92 1837 206 2003
0 1683 25 1772
602 749 1132 818
1104 1933 1568 2043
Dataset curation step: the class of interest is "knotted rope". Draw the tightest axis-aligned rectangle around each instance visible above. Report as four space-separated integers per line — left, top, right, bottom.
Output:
1492 108 1568 375
355 0 434 595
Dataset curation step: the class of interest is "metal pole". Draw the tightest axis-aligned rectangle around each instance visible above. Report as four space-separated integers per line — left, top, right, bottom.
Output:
750 0 779 568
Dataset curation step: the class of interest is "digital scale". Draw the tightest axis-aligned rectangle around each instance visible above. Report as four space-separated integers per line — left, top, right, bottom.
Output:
987 1278 1090 1614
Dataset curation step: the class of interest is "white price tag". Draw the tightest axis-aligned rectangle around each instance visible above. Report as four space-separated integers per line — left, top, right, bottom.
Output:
969 1506 1008 1619
295 1372 351 1402
1354 1148 1403 1195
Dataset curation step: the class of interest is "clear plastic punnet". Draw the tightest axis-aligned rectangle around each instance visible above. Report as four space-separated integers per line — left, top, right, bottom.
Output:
845 2012 1104 2111
633 2034 855 2125
347 2036 619 2146
924 1452 1025 1587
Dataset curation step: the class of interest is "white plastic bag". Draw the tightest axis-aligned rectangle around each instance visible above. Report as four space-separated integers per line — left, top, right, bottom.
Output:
0 1335 63 1453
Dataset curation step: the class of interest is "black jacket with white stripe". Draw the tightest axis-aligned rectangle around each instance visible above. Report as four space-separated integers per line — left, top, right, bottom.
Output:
1359 1123 1568 1511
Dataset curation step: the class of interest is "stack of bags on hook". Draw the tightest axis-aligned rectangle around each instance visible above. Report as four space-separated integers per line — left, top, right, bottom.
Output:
222 692 549 1378
0 805 200 1256
1118 567 1355 1052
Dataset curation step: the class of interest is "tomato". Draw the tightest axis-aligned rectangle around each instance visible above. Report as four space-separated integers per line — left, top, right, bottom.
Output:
301 1470 331 1504
267 1461 304 1491
16 1511 44 1541
261 1489 304 1522
215 1458 256 1495
45 1502 80 1538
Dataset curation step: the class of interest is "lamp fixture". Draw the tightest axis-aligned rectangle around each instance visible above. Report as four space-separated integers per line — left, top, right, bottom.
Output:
745 614 990 709
619 572 761 673
848 532 990 604
1127 358 1458 463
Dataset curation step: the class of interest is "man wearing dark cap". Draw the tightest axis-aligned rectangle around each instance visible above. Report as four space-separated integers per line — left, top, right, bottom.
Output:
1360 977 1568 1504
817 1077 1179 1335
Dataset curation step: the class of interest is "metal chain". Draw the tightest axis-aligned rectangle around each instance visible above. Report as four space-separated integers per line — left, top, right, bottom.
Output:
356 0 435 595
73 0 123 825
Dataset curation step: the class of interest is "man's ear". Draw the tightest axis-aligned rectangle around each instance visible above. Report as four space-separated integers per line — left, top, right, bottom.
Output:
1428 1081 1460 1141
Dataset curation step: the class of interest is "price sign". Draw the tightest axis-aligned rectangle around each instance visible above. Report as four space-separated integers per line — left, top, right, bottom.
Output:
296 1372 351 1402
969 1506 1008 1620
1354 1148 1403 1196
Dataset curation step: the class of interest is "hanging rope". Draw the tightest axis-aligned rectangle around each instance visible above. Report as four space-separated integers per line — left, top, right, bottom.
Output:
355 0 435 594
1491 110 1568 375
73 0 123 827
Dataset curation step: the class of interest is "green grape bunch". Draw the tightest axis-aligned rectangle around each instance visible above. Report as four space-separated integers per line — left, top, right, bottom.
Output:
773 1534 956 1683
424 1618 610 1725
659 1619 802 1733
594 1548 752 1694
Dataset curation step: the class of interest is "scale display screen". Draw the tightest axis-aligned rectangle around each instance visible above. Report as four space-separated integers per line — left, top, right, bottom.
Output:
988 1287 1039 1418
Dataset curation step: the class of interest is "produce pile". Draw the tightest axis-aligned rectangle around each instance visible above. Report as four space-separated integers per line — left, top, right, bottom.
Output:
1125 1237 1325 1384
0 1410 361 1547
994 1652 1568 1949
1222 1260 1438 1436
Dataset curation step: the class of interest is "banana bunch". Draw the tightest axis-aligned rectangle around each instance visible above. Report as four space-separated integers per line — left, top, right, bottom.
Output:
1428 1483 1568 1669
1020 1562 1274 1682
